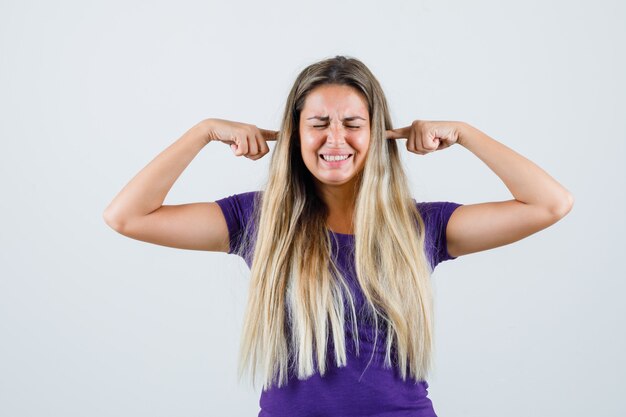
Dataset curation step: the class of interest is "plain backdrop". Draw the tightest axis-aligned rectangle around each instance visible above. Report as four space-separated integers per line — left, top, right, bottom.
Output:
1 0 624 416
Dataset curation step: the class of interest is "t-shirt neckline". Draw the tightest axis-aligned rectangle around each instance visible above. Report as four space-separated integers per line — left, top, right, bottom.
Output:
328 229 354 238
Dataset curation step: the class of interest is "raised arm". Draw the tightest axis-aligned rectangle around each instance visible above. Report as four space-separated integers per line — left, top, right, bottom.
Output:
387 120 574 258
103 118 276 252
444 122 573 257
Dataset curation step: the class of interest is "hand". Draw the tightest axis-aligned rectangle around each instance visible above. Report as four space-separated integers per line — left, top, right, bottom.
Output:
204 118 278 160
386 120 460 155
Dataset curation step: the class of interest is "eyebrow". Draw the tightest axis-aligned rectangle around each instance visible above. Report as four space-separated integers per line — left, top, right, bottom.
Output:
306 116 367 121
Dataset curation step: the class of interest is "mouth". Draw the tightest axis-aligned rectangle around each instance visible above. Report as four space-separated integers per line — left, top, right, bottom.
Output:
319 154 353 162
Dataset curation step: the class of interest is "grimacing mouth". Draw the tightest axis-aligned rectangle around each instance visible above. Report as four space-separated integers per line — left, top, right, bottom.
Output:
319 153 354 160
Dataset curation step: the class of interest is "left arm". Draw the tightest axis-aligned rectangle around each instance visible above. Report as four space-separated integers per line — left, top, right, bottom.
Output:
445 122 574 257
387 120 575 258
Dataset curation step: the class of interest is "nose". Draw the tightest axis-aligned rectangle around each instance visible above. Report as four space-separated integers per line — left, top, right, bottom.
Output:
326 123 346 145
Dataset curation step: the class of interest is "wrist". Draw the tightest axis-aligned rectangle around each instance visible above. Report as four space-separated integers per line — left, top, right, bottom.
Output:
194 118 217 145
455 121 471 147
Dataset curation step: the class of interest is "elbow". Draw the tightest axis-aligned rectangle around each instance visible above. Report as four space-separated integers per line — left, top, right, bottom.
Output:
102 207 125 232
549 191 575 219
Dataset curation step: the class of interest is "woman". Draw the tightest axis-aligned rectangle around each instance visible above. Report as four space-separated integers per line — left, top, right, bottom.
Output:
103 55 574 416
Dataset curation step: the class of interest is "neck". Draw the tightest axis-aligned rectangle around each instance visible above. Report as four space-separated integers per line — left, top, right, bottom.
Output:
314 178 359 233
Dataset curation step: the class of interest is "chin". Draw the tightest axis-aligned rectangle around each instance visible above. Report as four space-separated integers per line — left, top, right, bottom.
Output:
314 175 357 187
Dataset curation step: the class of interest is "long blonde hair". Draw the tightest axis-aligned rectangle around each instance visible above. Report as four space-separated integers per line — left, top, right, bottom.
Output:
235 55 434 391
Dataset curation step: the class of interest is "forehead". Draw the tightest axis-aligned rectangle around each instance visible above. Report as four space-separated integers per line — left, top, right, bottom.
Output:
302 84 368 116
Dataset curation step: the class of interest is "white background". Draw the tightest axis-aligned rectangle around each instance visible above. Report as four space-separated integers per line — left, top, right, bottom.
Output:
1 0 624 416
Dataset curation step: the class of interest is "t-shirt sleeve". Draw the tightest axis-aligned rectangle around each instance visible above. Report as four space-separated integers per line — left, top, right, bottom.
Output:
415 201 463 270
214 190 259 257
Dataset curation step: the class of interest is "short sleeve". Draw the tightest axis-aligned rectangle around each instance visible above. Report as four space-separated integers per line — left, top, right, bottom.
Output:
415 201 463 270
214 190 260 259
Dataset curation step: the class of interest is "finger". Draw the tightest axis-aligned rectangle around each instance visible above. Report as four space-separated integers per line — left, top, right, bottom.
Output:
259 128 279 141
406 130 415 153
407 126 427 155
227 134 238 155
235 135 248 156
255 131 270 155
430 136 441 151
423 130 440 151
247 133 259 156
386 126 411 140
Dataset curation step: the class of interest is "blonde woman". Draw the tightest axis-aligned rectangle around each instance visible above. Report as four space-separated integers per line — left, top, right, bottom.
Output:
103 55 574 416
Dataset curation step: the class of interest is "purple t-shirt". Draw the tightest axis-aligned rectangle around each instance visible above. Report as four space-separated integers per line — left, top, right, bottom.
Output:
216 190 463 417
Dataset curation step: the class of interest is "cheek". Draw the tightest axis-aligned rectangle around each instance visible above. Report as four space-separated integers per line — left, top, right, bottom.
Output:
299 136 319 165
355 131 371 154
300 134 323 153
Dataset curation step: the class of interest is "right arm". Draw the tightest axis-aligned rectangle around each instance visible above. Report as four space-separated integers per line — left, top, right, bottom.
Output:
102 118 275 252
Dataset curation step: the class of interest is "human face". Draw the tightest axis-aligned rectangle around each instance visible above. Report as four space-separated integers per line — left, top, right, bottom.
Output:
299 84 370 192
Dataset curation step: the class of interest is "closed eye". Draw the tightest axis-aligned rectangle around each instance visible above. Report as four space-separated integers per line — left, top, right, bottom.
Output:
313 125 361 129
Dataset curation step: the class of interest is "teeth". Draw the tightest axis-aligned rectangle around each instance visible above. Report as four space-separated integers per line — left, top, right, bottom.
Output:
322 154 350 162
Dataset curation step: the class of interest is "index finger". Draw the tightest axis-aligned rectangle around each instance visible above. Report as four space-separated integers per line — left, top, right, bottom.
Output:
259 128 279 141
386 126 411 139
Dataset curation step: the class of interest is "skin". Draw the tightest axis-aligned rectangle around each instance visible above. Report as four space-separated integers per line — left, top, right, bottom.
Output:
299 84 371 233
104 88 574 257
385 120 575 256
297 84 575 251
